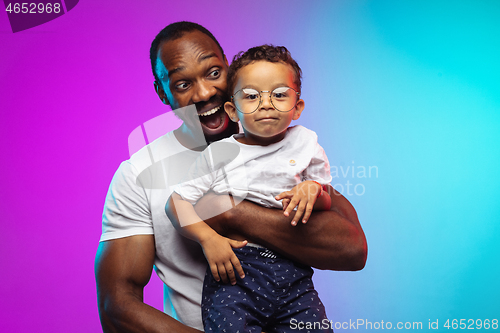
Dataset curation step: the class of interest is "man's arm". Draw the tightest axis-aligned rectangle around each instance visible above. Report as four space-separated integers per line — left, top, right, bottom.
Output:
196 186 367 271
95 235 203 333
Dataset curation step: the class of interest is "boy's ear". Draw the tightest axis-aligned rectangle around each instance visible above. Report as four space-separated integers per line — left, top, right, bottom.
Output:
224 101 239 122
154 81 170 105
292 99 305 120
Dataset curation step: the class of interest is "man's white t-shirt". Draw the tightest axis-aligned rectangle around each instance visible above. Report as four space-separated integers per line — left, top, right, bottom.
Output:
100 131 207 330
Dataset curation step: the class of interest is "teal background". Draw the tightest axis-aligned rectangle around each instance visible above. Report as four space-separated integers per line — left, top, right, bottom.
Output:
1 0 498 331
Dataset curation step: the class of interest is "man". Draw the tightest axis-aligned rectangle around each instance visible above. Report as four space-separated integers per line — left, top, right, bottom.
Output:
95 21 367 333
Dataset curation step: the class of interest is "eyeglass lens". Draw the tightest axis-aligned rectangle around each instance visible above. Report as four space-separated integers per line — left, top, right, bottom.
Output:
233 87 298 114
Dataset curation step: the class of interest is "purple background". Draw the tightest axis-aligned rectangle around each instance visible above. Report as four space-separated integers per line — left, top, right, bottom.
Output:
1 1 499 332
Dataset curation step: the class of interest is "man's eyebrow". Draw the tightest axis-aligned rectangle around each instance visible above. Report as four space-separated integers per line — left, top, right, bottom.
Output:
199 52 217 62
168 66 185 78
167 53 217 79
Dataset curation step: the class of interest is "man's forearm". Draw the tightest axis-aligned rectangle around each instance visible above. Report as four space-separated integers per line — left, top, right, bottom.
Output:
98 291 202 333
198 188 367 271
227 203 365 270
99 295 190 332
95 237 203 333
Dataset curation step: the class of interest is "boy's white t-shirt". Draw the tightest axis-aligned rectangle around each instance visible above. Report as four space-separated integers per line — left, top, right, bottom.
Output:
175 125 332 209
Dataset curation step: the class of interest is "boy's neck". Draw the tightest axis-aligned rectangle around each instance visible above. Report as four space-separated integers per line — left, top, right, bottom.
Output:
236 130 287 146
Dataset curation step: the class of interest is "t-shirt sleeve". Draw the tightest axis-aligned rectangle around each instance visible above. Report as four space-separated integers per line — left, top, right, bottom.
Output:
303 142 333 185
173 147 217 205
100 160 153 242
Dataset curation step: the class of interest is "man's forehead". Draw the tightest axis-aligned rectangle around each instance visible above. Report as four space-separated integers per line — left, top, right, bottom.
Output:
157 31 223 77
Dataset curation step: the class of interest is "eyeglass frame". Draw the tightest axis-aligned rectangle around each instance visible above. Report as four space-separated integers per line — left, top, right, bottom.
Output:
230 86 301 114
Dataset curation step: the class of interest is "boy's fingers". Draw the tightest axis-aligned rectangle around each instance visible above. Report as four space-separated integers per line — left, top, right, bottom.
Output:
302 203 314 224
231 256 245 280
229 239 247 249
275 190 293 201
284 197 299 217
210 264 220 282
217 264 228 284
282 199 290 211
224 262 236 285
292 200 307 225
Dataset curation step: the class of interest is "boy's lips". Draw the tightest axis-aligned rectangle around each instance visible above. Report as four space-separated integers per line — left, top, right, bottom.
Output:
256 117 279 121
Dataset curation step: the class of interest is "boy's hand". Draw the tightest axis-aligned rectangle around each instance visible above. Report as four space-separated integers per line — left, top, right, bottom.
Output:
200 234 247 285
275 181 322 226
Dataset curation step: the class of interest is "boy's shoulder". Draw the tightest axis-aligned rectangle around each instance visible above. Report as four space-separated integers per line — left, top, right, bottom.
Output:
287 125 318 141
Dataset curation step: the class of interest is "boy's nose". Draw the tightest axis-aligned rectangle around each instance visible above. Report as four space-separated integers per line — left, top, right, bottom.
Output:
259 91 274 110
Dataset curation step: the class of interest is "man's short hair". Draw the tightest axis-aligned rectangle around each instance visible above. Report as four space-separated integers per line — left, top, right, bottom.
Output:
227 45 302 96
150 21 224 83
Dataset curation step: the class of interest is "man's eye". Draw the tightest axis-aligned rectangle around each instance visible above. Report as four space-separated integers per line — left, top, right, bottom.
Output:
175 82 189 90
208 69 220 78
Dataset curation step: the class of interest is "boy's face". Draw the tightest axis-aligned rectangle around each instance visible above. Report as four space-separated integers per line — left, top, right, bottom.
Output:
224 60 305 146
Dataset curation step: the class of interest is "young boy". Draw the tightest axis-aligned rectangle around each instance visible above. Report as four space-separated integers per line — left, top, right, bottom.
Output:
166 45 333 333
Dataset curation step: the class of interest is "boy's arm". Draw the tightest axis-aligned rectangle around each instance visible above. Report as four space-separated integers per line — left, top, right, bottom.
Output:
165 193 246 284
194 186 367 271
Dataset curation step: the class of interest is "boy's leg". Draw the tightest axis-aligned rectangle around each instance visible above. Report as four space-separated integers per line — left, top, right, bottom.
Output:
202 246 275 333
267 259 333 333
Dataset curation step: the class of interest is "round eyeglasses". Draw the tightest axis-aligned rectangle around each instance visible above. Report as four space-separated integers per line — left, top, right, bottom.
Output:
231 86 300 114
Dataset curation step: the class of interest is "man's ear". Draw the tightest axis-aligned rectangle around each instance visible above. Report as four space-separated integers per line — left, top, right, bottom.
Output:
292 99 305 120
224 101 239 122
154 81 169 105
223 54 229 67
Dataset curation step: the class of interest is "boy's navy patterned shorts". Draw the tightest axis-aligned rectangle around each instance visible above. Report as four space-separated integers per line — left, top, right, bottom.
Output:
202 246 333 333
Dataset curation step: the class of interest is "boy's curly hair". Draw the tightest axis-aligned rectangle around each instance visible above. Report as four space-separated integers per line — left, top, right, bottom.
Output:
227 45 302 96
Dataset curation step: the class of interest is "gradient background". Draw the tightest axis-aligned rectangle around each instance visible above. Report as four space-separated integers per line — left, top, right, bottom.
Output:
1 0 499 332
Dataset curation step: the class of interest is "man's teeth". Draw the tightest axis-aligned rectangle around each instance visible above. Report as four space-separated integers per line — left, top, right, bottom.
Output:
199 105 221 116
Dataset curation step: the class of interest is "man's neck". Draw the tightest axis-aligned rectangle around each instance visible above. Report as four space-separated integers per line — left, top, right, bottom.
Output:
173 121 239 151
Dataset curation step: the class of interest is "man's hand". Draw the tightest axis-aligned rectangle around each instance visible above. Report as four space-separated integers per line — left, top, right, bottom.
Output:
199 233 246 285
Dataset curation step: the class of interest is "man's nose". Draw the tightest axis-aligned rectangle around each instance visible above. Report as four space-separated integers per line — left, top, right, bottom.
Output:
193 80 217 103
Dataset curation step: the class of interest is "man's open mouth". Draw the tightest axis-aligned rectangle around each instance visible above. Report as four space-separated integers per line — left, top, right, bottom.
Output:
198 104 224 130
